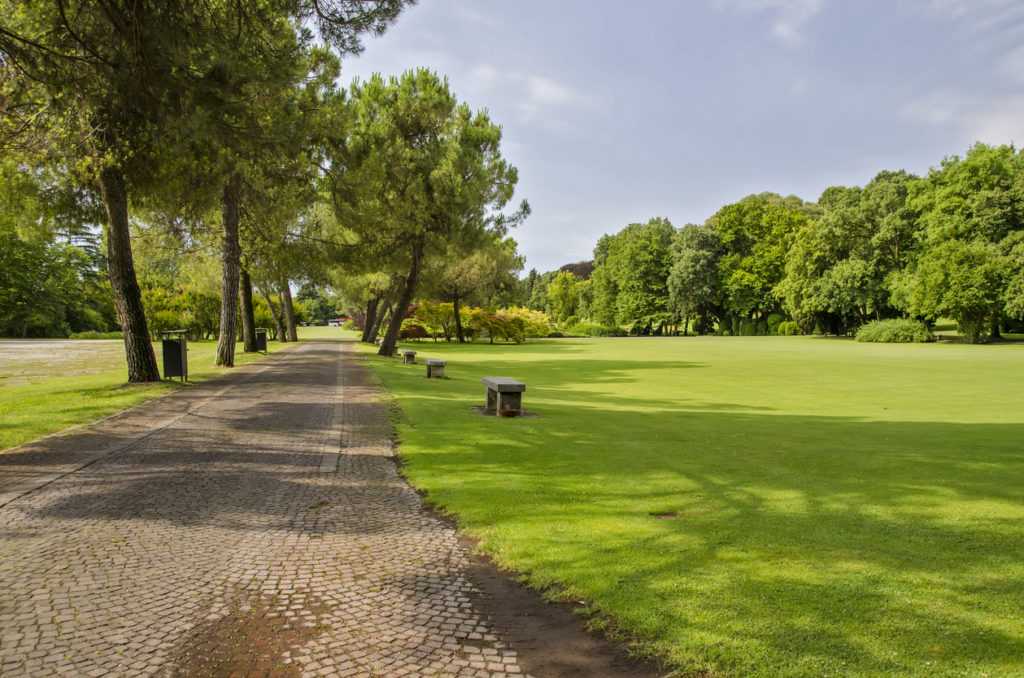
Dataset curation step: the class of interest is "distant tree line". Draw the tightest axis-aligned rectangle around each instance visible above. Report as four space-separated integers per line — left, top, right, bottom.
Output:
521 143 1024 343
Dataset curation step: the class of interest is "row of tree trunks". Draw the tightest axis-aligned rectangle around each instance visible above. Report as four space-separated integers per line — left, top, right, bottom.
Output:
260 285 287 341
361 296 380 343
366 278 399 343
99 167 301 375
239 268 257 352
215 174 243 367
98 165 161 383
374 305 393 340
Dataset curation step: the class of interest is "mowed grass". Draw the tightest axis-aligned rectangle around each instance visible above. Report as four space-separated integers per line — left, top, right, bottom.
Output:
0 326 357 452
363 336 1024 677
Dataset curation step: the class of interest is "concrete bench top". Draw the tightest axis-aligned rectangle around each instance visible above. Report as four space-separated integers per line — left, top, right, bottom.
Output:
425 358 446 365
400 349 417 355
481 377 525 392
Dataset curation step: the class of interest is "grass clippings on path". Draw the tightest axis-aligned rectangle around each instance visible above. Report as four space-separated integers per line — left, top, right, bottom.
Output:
362 336 1024 678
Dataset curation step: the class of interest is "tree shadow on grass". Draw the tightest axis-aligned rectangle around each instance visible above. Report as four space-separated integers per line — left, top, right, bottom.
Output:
393 400 1024 676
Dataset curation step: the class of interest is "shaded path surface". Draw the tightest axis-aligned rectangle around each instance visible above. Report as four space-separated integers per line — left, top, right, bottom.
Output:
0 340 661 678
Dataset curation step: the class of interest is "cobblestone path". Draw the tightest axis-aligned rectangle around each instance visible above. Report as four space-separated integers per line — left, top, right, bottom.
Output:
0 340 529 677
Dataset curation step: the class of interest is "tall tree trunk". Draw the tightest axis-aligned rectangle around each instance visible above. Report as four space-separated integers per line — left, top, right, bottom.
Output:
360 296 380 343
379 242 422 356
374 304 393 340
98 165 160 382
239 268 257 352
260 285 287 341
280 281 299 342
215 174 242 367
370 285 396 340
989 311 1003 341
453 295 466 343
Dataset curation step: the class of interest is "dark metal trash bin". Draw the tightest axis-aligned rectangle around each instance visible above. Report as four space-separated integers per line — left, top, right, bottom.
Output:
161 330 188 381
255 328 268 352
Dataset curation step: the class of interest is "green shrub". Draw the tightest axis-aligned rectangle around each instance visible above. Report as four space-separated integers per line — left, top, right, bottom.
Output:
494 306 552 338
399 319 430 340
855 319 933 343
766 313 785 334
69 331 123 340
564 322 627 337
776 321 800 336
467 310 524 343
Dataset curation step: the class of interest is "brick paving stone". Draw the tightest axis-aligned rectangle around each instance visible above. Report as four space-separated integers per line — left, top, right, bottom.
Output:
0 340 535 678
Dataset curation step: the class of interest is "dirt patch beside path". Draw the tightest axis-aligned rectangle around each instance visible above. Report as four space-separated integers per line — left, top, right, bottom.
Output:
458 534 665 678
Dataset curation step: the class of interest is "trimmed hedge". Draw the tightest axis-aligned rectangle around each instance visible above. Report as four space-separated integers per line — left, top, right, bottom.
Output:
565 322 627 337
776 321 800 336
69 331 123 340
855 319 933 343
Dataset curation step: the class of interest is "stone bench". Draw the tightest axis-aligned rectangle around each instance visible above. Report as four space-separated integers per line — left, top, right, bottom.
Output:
481 377 525 415
374 337 383 346
401 349 417 365
425 359 446 378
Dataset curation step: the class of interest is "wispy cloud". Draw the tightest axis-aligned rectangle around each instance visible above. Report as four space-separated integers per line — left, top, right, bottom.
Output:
710 0 825 45
461 64 578 123
517 76 573 121
909 0 1024 48
999 44 1024 83
898 0 1024 146
900 91 1024 145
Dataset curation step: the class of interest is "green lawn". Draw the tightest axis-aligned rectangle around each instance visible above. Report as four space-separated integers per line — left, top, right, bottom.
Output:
363 336 1024 678
0 326 356 452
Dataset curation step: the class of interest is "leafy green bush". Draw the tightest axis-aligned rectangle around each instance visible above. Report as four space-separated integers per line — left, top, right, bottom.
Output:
494 306 551 338
565 322 627 337
467 309 524 343
776 321 800 336
399 319 430 340
855 319 933 343
69 331 123 340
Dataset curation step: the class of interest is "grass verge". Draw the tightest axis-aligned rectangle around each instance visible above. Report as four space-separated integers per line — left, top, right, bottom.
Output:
0 328 355 452
361 336 1024 678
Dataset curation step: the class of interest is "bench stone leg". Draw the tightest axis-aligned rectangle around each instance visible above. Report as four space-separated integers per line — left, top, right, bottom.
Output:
486 388 498 413
497 391 521 412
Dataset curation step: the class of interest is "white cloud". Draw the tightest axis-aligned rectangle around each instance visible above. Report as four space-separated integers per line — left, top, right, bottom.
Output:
457 65 578 123
467 64 500 92
710 0 825 45
517 76 574 121
908 0 1024 46
998 44 1024 82
900 92 958 126
900 91 1024 145
450 4 498 29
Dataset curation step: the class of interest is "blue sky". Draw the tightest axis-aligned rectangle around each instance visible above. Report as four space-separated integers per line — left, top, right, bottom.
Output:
340 0 1024 273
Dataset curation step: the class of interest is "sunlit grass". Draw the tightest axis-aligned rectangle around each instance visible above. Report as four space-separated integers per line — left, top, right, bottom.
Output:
364 336 1024 677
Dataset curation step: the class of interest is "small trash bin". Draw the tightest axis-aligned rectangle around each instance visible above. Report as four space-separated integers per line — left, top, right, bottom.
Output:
161 330 188 381
255 328 268 352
